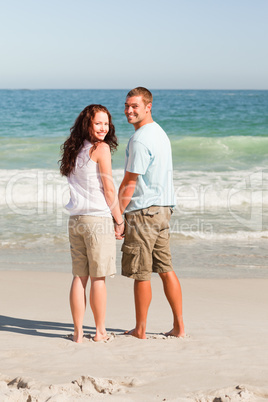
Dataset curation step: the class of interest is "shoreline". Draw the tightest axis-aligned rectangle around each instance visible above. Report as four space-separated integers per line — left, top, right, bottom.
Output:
1 271 268 400
1 237 268 279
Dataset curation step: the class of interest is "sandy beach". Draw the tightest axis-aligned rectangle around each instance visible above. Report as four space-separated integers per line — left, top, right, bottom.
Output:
1 267 268 401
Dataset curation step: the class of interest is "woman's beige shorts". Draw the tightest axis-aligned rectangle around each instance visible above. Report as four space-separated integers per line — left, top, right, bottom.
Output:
68 215 116 278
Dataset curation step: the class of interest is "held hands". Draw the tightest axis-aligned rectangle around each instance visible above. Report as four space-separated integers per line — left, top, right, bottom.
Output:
113 220 125 240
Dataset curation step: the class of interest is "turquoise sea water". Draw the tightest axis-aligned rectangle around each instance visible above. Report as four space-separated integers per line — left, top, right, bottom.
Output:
1 89 268 170
0 90 268 276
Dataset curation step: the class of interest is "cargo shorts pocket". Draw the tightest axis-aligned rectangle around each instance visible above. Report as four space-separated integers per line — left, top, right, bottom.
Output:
142 206 160 216
121 244 141 275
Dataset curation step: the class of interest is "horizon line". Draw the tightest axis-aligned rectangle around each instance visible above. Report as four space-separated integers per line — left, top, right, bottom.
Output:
0 88 267 91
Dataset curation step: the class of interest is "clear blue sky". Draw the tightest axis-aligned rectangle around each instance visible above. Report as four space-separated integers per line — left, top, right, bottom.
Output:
1 0 267 89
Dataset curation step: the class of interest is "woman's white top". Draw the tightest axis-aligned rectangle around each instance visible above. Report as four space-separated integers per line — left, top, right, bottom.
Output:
65 140 111 217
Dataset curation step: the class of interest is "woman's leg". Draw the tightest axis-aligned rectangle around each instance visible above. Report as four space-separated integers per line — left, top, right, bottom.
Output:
90 276 107 341
70 275 89 343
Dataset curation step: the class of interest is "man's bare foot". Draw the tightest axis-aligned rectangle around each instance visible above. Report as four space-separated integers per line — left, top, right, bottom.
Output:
94 330 108 342
164 328 185 338
124 328 146 339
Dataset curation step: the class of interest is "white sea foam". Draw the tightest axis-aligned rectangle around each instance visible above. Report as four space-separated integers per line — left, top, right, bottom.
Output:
173 169 268 211
0 168 268 249
170 229 268 241
0 169 69 211
0 233 69 249
1 168 267 210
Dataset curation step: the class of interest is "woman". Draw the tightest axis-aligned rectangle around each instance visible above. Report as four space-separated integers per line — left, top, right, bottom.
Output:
60 104 124 342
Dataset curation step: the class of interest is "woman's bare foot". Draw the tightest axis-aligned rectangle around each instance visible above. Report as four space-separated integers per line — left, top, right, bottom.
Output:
72 330 84 343
124 328 146 339
94 330 108 342
164 328 185 338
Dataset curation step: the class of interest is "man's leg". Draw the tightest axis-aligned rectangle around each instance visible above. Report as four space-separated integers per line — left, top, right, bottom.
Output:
126 279 152 339
159 271 185 337
122 210 156 339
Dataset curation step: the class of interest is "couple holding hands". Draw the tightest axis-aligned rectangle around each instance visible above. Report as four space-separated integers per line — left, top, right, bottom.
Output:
60 87 185 343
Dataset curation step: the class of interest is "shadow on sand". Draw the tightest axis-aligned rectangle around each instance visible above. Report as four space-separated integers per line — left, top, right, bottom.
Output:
0 315 125 338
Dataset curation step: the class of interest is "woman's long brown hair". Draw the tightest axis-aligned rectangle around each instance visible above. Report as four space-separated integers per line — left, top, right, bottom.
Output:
59 104 118 176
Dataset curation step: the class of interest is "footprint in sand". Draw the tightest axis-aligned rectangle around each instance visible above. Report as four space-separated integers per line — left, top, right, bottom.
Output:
192 384 268 401
2 374 142 400
73 375 142 395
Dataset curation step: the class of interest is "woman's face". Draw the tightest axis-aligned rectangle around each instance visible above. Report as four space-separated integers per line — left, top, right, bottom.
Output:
91 111 109 141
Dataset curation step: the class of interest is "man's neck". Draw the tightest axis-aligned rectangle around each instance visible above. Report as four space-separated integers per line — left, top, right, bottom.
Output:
133 117 154 130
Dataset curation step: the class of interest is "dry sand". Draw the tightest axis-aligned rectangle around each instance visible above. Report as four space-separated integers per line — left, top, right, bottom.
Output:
1 270 268 401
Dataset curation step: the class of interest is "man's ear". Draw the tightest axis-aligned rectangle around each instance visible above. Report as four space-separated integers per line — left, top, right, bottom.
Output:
146 102 152 113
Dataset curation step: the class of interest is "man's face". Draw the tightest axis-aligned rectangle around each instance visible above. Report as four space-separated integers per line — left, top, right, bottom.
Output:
124 95 151 129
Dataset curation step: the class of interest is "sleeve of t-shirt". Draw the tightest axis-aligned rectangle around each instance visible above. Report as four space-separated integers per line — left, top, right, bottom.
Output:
126 140 151 175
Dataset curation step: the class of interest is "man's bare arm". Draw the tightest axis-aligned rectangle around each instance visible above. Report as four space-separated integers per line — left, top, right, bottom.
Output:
118 171 139 214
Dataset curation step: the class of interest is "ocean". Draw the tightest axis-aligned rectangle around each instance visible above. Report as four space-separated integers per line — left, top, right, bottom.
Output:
1 89 268 277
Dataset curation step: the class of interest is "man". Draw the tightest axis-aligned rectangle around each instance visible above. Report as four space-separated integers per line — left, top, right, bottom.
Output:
118 87 185 339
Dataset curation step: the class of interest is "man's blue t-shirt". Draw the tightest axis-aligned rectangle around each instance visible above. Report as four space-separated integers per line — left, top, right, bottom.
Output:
124 121 176 213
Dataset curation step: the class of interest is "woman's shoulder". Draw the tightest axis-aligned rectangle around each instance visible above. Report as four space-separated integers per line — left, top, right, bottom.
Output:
91 141 111 163
95 141 111 154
